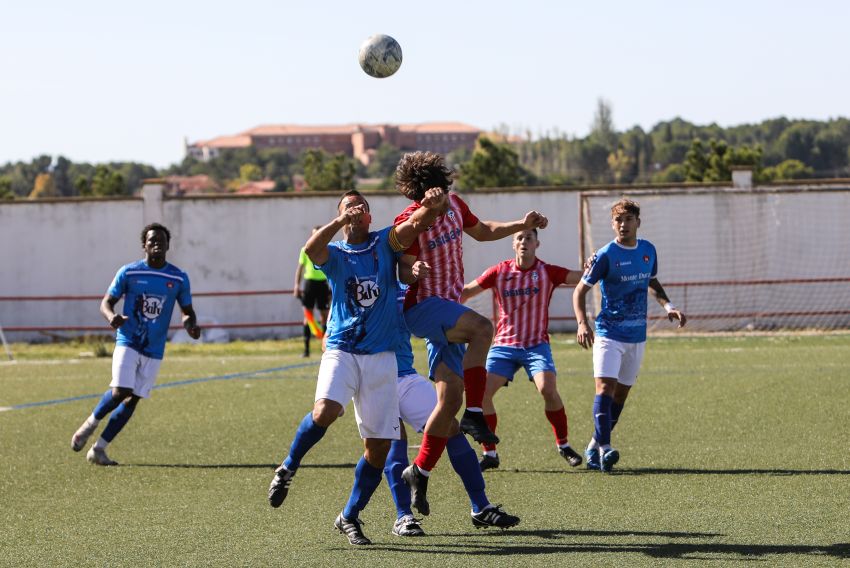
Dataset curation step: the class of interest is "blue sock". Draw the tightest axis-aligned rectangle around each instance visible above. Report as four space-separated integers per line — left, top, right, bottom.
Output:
100 402 137 442
281 412 327 471
384 439 412 518
611 402 625 432
446 433 489 514
93 390 123 420
343 456 383 521
593 394 614 446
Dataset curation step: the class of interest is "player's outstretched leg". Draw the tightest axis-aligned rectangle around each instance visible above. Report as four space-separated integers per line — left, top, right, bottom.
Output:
444 432 520 530
268 410 329 508
85 399 138 466
72 389 125 452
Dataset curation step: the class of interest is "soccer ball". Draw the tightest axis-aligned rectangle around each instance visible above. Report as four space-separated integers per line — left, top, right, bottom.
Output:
358 34 402 78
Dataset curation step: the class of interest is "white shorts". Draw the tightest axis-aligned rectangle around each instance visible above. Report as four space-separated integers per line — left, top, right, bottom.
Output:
397 373 438 433
110 345 162 399
315 349 400 440
592 337 646 387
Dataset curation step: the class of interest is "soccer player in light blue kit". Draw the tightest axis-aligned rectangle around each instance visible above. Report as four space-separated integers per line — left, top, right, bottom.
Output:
71 223 201 465
267 188 448 546
384 285 520 536
572 199 686 472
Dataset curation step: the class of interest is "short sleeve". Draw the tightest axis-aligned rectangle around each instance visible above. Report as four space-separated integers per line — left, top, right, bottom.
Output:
545 264 569 286
453 195 480 228
318 244 340 276
298 248 309 267
476 265 500 290
582 251 609 286
106 267 126 298
178 272 192 306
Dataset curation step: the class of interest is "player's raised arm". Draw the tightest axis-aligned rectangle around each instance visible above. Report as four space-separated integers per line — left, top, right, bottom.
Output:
305 204 367 266
572 281 595 349
649 277 687 328
465 210 548 242
391 188 448 251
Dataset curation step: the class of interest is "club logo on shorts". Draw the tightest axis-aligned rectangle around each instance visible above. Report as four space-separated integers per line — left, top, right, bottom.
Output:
355 280 380 307
142 294 165 320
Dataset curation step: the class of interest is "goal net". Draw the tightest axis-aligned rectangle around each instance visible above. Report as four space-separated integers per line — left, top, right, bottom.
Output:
578 185 850 332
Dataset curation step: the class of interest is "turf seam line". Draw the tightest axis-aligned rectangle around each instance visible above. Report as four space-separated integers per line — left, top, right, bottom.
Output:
1 361 319 412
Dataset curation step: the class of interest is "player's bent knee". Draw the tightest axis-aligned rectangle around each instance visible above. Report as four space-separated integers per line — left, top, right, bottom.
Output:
312 399 343 427
364 439 392 467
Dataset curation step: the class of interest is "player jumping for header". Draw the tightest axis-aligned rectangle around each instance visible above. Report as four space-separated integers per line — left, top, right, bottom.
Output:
393 151 547 516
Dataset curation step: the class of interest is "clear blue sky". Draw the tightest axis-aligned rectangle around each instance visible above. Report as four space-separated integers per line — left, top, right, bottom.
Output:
1 0 848 168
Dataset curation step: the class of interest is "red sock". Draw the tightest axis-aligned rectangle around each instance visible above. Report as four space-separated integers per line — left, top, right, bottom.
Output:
545 406 569 446
414 434 449 473
482 413 498 452
463 366 487 409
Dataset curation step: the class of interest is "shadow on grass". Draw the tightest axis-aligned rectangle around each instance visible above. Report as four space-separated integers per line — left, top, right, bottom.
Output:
488 468 850 476
125 462 357 469
360 532 850 560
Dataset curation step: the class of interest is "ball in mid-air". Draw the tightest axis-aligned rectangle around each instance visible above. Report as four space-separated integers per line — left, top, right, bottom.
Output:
358 34 402 78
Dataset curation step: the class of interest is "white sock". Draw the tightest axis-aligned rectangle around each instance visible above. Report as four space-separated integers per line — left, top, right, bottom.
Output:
86 414 100 428
600 444 612 453
558 443 571 450
417 466 431 477
586 438 599 451
483 450 498 458
466 407 483 413
93 437 109 450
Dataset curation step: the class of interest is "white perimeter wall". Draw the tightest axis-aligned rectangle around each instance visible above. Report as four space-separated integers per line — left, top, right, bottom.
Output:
0 187 582 341
4 181 848 341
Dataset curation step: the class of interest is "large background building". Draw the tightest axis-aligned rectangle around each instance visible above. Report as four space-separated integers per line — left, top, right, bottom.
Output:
186 122 482 164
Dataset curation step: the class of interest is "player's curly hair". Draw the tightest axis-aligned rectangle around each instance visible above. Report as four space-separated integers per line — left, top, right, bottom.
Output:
395 151 455 202
141 222 171 245
611 198 640 218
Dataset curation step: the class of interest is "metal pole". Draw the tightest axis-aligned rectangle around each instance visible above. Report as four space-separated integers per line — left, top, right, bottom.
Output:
0 321 13 361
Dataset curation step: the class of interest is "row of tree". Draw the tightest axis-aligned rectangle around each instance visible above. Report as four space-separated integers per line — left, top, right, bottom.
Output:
3 105 849 199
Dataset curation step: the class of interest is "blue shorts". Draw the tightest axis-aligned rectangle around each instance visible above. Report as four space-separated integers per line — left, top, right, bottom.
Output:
485 343 556 384
404 297 470 379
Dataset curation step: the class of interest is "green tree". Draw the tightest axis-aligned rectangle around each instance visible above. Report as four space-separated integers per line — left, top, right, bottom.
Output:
589 97 617 150
651 164 687 183
239 163 263 182
684 139 710 181
762 159 814 181
457 136 530 189
0 176 15 200
607 149 634 184
302 149 356 191
366 143 403 178
90 165 126 196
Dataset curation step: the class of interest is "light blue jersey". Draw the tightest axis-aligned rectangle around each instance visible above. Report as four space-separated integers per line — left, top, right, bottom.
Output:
582 239 658 343
395 285 417 377
107 260 192 360
320 226 402 355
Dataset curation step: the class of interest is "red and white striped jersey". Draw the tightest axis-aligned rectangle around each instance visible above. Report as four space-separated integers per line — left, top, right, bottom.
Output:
394 193 479 308
476 259 569 347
